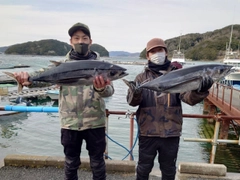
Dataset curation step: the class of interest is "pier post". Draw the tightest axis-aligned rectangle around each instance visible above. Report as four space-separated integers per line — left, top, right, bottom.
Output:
208 105 218 123
203 99 210 114
203 99 217 123
219 118 230 146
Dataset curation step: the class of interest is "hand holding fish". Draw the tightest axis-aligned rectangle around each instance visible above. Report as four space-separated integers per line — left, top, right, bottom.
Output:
197 75 214 92
13 71 31 86
93 75 111 91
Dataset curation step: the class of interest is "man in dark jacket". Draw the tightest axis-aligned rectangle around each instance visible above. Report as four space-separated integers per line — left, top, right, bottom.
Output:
126 38 213 180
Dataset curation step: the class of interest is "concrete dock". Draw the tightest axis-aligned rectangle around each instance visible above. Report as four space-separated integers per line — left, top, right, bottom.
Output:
0 154 240 180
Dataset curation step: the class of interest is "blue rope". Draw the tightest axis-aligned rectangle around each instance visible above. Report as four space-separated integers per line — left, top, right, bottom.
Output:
105 117 139 161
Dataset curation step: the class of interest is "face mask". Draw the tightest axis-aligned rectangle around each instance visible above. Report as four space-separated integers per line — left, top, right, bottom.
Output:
73 43 89 55
150 52 166 65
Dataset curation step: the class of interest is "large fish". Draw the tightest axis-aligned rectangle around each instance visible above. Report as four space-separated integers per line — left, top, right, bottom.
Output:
123 64 232 94
4 60 128 92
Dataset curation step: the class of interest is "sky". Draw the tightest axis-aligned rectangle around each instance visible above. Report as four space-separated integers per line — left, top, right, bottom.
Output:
0 0 240 53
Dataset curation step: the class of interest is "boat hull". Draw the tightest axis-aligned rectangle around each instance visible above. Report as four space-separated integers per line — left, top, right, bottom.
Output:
46 90 59 100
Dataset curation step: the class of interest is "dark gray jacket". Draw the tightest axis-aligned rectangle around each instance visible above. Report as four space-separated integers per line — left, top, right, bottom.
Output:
126 65 208 137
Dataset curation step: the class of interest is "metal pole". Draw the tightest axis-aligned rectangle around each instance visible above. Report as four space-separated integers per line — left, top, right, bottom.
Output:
105 109 109 159
210 121 220 164
129 114 134 161
229 86 233 110
184 138 240 144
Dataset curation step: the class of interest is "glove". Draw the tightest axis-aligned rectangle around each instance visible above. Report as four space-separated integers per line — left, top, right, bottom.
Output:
198 76 214 92
171 61 183 70
123 79 142 94
129 81 142 94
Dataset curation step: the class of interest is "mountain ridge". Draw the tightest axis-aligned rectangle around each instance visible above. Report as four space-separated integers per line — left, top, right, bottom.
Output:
1 24 240 60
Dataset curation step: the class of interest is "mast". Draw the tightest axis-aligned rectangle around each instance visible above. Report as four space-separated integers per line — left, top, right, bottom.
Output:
178 33 182 52
228 25 233 52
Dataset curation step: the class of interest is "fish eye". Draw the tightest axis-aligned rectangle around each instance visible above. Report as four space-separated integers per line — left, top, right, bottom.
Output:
218 69 223 74
110 71 117 76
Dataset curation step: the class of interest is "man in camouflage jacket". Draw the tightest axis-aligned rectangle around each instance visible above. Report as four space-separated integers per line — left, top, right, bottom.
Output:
13 22 113 180
126 38 213 180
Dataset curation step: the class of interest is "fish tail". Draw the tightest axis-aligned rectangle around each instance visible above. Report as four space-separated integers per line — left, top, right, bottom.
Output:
3 71 23 93
122 79 136 88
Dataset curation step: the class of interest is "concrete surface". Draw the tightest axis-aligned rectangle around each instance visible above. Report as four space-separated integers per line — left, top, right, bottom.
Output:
178 162 227 176
0 166 138 180
1 154 240 180
3 154 136 173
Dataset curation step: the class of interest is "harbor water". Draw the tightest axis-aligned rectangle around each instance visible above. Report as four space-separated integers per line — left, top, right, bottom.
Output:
0 54 239 173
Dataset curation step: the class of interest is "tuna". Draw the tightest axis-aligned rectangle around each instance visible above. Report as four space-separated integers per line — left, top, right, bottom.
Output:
4 60 128 92
123 64 233 94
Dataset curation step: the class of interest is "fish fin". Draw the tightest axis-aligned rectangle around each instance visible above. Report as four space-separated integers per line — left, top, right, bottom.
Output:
49 60 62 66
140 78 151 85
3 71 23 93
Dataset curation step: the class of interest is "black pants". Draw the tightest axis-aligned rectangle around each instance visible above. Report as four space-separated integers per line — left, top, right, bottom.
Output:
61 128 106 180
136 136 180 180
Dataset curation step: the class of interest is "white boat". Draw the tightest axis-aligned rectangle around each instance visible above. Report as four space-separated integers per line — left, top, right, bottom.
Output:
222 25 240 86
171 34 186 65
46 90 59 100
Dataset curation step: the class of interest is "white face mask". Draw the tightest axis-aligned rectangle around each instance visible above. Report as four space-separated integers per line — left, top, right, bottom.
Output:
150 52 166 65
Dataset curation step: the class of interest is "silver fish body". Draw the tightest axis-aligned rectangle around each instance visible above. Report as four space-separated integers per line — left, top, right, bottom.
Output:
124 64 232 94
4 60 128 92
29 60 128 85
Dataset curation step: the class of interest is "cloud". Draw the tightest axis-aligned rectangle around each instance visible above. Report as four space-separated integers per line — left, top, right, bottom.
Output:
0 0 239 52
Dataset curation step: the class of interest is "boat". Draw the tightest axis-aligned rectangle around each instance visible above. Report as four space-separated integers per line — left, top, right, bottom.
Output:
46 90 59 100
222 25 240 86
171 34 186 65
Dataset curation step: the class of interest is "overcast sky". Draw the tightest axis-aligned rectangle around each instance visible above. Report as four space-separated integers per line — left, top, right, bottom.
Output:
0 0 240 52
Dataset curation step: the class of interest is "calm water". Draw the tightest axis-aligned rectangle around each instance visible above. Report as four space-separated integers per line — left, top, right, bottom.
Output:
0 54 239 172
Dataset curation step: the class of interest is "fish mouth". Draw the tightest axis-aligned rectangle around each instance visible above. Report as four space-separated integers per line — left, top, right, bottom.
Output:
119 71 129 78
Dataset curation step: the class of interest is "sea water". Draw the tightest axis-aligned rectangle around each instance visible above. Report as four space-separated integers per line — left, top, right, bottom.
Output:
0 54 239 172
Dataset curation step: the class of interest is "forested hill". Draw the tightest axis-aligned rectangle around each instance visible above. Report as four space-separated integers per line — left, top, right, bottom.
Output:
3 24 240 60
4 39 109 57
140 24 240 60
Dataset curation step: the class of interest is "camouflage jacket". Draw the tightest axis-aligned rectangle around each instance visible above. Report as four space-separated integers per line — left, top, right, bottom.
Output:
126 65 208 137
29 51 114 131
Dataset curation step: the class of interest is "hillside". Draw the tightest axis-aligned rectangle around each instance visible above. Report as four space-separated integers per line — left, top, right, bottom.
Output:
2 24 240 60
140 24 240 60
4 39 109 57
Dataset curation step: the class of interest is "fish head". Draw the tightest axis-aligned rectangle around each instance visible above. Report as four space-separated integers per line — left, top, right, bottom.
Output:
101 64 129 81
208 64 233 81
106 69 129 81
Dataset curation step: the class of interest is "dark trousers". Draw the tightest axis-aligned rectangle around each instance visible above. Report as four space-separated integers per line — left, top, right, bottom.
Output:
61 128 106 180
136 136 180 180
